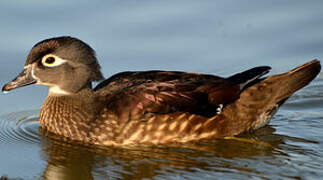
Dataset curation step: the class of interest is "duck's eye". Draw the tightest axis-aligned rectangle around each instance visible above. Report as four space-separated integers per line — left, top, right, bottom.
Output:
44 57 56 65
41 54 67 67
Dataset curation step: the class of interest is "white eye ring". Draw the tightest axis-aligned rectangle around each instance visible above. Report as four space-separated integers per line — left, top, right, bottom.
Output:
41 54 67 67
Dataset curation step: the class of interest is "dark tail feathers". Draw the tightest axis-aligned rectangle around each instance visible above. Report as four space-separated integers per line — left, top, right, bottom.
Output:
227 66 271 89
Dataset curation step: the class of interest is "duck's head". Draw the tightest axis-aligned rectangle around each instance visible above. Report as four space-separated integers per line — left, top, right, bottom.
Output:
2 36 104 95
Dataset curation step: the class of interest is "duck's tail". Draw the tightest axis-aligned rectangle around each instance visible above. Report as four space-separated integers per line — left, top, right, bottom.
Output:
220 60 321 136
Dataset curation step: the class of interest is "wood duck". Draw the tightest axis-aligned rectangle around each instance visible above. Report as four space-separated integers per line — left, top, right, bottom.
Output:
2 37 321 146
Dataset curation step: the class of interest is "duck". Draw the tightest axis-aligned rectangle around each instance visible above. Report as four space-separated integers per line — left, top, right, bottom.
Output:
2 36 321 146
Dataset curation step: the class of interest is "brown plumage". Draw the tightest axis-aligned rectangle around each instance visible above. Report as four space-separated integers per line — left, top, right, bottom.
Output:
2 36 321 146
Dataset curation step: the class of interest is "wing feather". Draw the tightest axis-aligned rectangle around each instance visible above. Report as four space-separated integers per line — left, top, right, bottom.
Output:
94 68 270 120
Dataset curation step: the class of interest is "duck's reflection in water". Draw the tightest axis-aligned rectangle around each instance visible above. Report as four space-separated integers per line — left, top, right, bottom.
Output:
38 126 316 180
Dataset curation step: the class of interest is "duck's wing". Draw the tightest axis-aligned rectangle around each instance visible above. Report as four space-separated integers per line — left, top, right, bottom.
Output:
94 68 270 120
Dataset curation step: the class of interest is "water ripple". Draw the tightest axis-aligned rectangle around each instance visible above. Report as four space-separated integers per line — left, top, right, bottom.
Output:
0 110 40 144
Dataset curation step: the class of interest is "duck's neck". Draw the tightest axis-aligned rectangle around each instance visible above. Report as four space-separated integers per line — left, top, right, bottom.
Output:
39 88 103 142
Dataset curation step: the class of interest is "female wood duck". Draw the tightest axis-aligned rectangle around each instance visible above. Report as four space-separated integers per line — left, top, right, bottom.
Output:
2 37 321 146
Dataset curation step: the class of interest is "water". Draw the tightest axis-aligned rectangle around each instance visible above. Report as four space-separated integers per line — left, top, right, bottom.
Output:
0 1 323 179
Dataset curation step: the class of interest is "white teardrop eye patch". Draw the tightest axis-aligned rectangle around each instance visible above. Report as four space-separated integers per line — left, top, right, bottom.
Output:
41 54 67 67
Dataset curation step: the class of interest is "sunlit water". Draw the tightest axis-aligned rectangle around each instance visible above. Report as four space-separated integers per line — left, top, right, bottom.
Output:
1 1 323 179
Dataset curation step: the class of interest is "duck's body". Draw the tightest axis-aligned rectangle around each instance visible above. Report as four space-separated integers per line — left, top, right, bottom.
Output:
2 37 321 146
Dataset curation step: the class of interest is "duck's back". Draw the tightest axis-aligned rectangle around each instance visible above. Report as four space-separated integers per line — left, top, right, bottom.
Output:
94 69 269 120
88 61 320 145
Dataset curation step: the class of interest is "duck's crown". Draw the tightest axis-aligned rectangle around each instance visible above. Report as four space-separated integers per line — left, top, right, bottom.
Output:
26 36 104 82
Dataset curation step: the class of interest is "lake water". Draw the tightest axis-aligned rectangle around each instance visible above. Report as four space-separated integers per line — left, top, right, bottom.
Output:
0 1 323 179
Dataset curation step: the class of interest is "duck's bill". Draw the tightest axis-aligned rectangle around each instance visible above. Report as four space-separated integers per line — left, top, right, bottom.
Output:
2 66 36 92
